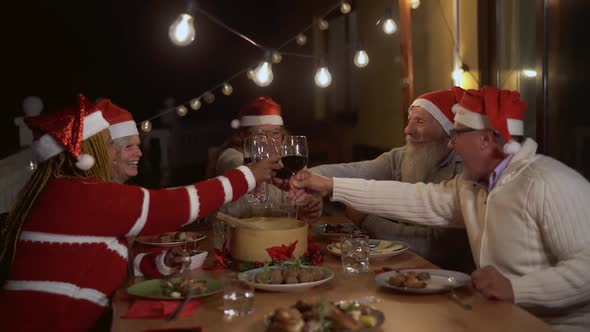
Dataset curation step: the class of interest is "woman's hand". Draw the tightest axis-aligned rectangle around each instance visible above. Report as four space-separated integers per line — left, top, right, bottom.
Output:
164 246 191 270
249 155 281 184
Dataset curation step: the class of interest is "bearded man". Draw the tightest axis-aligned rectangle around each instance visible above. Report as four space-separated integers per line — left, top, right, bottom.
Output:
311 87 473 271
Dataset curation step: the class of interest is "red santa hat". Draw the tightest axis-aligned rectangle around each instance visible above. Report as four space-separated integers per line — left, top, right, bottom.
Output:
452 86 527 154
231 96 283 129
26 93 110 170
409 86 465 135
97 99 139 140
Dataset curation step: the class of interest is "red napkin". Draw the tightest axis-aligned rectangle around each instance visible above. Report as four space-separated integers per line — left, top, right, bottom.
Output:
123 299 201 319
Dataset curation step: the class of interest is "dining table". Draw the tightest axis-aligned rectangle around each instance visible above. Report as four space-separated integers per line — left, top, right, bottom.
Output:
111 216 553 332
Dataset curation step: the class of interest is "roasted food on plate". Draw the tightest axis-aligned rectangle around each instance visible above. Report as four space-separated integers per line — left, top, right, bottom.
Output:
161 278 208 298
254 266 325 285
388 271 431 289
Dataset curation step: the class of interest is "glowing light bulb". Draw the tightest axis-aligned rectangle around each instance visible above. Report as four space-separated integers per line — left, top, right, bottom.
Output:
353 49 369 68
221 83 233 96
190 98 201 110
169 14 196 47
452 68 464 86
296 33 307 46
176 105 188 117
141 120 152 132
410 0 420 9
271 51 282 64
314 66 332 88
252 61 273 87
383 18 397 34
522 69 537 78
318 19 329 31
340 2 352 14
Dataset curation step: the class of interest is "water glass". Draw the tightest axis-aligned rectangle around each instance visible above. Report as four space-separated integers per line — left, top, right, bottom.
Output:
223 273 255 318
213 220 228 250
340 234 370 274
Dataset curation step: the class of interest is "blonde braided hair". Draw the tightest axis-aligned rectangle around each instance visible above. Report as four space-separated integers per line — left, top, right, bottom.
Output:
0 130 111 283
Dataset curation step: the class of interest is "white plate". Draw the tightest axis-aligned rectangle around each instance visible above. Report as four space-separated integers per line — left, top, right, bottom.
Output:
326 239 409 260
374 269 471 294
238 266 334 292
134 231 206 247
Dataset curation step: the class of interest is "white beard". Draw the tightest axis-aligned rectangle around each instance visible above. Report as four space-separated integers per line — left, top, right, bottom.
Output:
400 138 450 184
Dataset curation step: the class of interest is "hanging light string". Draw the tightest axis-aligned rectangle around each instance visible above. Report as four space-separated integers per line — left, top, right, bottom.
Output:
277 2 342 50
195 7 268 50
436 0 480 87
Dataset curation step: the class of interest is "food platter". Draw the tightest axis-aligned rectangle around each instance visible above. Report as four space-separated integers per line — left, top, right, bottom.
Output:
238 266 334 292
126 276 222 300
264 299 385 331
326 239 409 259
134 231 206 247
374 269 471 294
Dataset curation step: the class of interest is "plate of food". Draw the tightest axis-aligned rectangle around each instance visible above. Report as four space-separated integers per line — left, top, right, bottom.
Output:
326 239 409 260
238 265 334 292
264 299 384 331
134 231 206 247
374 269 471 294
312 223 367 237
127 276 222 300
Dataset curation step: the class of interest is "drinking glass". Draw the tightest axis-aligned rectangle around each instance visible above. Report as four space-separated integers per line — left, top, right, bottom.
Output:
277 135 308 213
213 219 228 250
222 272 255 319
250 135 278 207
340 234 370 274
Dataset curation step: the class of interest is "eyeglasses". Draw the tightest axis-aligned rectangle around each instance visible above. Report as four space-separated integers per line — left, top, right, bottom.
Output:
449 127 478 141
252 128 283 141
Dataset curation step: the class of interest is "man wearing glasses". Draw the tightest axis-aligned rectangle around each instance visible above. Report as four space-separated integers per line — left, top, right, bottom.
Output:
291 86 590 332
311 87 473 271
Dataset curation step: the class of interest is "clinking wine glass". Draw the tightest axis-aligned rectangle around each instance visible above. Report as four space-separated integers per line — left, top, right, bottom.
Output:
250 135 277 207
277 135 308 213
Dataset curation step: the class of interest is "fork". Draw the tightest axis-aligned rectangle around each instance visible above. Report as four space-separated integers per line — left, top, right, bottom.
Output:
167 288 195 321
447 277 472 310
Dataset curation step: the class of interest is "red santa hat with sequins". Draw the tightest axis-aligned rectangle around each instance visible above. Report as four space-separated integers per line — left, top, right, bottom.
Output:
452 86 527 154
230 96 283 129
25 93 110 170
97 99 139 140
409 86 465 135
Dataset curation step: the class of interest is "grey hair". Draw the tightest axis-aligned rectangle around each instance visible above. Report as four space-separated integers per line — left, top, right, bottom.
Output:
112 135 134 149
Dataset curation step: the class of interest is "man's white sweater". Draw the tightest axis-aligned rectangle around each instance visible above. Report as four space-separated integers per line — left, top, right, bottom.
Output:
331 138 590 331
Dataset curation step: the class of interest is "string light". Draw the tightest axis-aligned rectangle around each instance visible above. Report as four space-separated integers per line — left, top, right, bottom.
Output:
295 33 308 46
203 92 215 104
353 48 369 68
318 19 329 31
252 51 274 87
410 0 420 9
271 50 283 64
169 14 196 46
221 82 233 95
141 120 153 132
190 98 202 110
340 1 352 14
378 8 397 35
27 160 37 172
314 58 332 88
176 105 188 117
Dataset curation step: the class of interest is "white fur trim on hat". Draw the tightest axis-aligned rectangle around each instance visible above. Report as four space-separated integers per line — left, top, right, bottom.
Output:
83 111 110 139
32 134 64 161
452 104 491 130
507 118 524 136
75 153 95 170
503 140 522 155
239 115 283 127
109 120 139 140
410 99 454 135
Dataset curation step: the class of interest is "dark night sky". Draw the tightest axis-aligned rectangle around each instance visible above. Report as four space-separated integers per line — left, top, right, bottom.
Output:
4 0 328 158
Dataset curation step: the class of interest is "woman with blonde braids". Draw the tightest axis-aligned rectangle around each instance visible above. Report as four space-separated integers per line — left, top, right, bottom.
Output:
0 94 280 331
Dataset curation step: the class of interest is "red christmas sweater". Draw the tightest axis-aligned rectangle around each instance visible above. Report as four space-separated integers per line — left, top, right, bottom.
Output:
0 166 255 331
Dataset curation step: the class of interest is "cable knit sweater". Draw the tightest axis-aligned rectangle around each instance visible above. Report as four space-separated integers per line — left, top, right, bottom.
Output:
311 147 472 270
331 139 590 332
0 166 255 331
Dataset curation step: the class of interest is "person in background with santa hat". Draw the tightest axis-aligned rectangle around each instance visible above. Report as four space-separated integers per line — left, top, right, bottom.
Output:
310 87 472 271
0 93 280 331
290 86 590 332
215 96 322 223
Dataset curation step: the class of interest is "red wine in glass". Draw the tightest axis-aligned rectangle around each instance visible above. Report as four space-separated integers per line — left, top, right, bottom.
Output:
282 155 308 173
